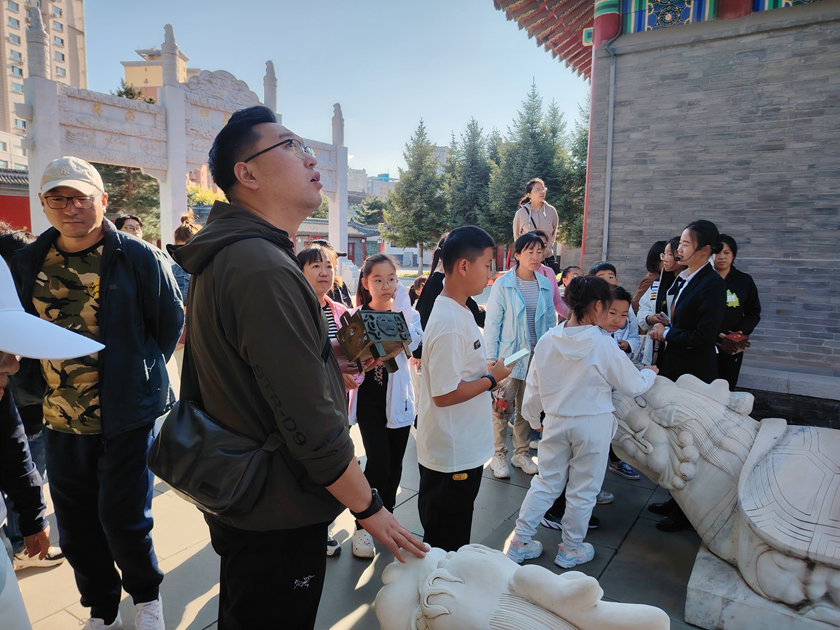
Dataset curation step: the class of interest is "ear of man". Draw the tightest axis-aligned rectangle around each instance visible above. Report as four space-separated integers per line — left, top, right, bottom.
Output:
233 162 260 192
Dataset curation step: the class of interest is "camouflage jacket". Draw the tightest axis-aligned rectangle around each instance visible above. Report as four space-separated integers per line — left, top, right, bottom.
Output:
11 219 184 438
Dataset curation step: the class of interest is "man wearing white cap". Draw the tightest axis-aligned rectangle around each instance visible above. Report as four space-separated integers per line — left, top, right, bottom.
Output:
0 261 104 630
10 156 183 630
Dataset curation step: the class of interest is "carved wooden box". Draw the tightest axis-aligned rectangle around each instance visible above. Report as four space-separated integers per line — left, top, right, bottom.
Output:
337 310 411 373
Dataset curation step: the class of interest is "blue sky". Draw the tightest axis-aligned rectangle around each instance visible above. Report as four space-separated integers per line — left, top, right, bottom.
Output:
85 0 589 176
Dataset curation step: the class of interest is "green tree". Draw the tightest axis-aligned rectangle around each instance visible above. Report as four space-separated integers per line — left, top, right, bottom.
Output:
112 79 156 104
310 195 330 219
96 164 161 241
447 119 490 229
383 120 448 273
556 99 588 247
354 197 386 225
483 83 573 251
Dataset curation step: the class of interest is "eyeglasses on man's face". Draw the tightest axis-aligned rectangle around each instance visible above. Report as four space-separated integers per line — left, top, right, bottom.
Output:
43 194 99 210
242 138 316 163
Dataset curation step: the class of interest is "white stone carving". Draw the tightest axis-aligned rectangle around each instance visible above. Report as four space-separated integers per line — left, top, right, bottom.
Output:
612 374 840 626
375 544 669 630
184 70 260 110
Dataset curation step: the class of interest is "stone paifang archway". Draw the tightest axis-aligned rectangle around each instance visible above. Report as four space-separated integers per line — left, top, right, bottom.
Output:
22 20 349 251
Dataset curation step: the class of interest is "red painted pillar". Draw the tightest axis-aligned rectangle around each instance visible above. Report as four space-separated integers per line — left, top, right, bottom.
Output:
580 1 621 265
718 0 752 19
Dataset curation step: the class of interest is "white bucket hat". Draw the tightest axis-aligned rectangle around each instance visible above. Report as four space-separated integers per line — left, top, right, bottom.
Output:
0 263 104 359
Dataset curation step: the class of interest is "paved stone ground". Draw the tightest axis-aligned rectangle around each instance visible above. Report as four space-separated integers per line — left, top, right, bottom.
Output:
16 424 703 630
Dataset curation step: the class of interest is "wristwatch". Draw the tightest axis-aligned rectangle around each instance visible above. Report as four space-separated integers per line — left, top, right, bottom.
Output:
483 373 497 391
351 487 383 520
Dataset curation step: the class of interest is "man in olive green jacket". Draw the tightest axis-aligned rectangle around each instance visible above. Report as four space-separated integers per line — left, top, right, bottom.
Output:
175 106 426 629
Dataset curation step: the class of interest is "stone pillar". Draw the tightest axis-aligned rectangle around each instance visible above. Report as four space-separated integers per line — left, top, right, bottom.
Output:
26 1 49 80
161 24 179 87
328 103 348 255
25 8 58 234
263 61 277 114
24 77 61 235
159 83 187 247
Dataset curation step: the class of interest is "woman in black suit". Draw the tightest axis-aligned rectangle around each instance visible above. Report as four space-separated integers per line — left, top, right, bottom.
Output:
714 234 761 390
648 219 726 532
649 220 726 384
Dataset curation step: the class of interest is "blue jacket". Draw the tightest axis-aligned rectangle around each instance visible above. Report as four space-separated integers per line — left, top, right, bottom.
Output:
484 269 557 380
11 220 184 437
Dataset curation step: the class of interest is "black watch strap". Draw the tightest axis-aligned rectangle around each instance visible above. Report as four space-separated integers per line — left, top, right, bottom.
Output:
351 488 383 520
484 373 497 391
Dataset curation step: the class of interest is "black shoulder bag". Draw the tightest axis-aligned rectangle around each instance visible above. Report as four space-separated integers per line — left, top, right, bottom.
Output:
147 237 283 516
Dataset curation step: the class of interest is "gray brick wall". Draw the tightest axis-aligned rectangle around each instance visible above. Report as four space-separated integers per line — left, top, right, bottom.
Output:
585 2 840 389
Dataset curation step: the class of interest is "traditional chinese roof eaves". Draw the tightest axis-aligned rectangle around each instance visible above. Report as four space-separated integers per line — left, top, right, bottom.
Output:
494 0 594 79
297 217 379 239
0 168 29 186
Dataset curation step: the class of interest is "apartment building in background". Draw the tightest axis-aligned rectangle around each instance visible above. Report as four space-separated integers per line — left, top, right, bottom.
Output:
0 0 86 170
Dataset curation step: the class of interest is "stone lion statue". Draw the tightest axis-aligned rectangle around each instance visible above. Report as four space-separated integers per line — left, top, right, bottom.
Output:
375 544 669 630
612 374 840 625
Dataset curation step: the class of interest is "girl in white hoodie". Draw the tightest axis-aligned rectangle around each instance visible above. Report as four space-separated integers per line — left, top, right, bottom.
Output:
505 276 658 569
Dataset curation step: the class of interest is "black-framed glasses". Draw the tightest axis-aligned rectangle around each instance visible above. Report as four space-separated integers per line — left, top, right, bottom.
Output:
242 138 316 163
43 194 99 210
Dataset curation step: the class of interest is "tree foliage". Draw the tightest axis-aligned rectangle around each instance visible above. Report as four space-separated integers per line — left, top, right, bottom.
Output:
444 119 490 229
187 185 225 207
383 120 449 271
484 81 573 247
557 99 589 247
112 79 156 104
96 164 161 241
354 197 386 225
310 195 330 219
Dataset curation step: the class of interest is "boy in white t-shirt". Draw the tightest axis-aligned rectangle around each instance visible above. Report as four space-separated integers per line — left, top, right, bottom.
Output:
416 226 513 551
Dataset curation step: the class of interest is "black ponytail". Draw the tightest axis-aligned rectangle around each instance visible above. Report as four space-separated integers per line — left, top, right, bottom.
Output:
563 275 612 322
685 220 722 255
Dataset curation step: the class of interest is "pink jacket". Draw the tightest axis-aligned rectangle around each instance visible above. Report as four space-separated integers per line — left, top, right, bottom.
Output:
537 264 569 320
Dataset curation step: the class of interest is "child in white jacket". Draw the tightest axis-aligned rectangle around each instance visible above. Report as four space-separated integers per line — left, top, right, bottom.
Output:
504 276 658 569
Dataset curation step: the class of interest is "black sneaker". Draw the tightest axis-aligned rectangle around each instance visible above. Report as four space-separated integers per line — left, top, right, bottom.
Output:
539 513 599 530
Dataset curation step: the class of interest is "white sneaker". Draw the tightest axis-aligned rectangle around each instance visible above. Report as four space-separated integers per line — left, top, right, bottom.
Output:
596 489 615 504
555 542 595 569
511 453 538 475
506 539 543 564
83 613 123 630
13 546 64 570
135 595 164 630
489 452 510 479
352 529 376 559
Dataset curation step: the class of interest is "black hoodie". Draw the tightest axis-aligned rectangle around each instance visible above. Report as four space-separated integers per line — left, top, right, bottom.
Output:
175 201 355 531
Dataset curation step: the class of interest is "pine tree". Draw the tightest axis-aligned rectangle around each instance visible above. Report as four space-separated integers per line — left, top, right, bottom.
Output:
557 100 589 247
112 79 156 104
383 120 449 273
448 119 490 229
96 164 161 241
354 197 386 225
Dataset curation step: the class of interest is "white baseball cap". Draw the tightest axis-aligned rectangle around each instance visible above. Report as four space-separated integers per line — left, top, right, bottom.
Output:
40 156 105 197
0 263 104 359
